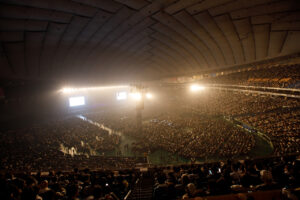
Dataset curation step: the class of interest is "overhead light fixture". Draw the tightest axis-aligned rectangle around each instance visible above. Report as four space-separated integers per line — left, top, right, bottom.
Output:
190 84 205 92
146 93 153 99
130 92 142 101
60 85 129 94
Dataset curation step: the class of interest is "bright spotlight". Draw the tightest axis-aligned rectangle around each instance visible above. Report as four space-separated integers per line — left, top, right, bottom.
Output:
130 92 142 101
190 84 205 92
62 88 76 93
146 93 153 99
60 85 129 94
116 91 127 100
69 96 85 107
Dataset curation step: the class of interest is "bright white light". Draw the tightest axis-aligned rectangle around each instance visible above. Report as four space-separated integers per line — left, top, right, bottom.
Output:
62 88 76 93
116 91 127 100
190 84 205 92
69 96 85 107
146 93 153 99
130 92 142 101
60 85 129 94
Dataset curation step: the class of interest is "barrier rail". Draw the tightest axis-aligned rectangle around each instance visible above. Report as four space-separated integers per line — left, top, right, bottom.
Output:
124 178 140 200
209 86 300 98
123 190 131 200
207 84 300 92
224 116 274 151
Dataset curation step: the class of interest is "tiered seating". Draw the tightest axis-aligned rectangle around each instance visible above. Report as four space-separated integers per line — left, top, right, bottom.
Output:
202 64 300 88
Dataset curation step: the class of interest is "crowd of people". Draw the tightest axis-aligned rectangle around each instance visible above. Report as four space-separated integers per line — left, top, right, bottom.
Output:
186 89 300 117
135 112 254 159
237 109 300 155
1 151 299 200
1 86 299 173
0 117 146 172
152 154 300 199
0 168 138 200
184 89 300 155
88 86 300 161
200 64 300 88
88 106 255 160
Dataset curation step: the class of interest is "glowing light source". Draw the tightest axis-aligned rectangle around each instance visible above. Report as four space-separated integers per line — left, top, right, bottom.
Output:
130 92 142 101
62 88 76 93
60 85 129 94
69 96 85 107
116 91 127 100
190 84 205 92
146 93 153 99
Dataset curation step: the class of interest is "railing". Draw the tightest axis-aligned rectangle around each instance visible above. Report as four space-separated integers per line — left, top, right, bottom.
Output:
207 84 300 92
224 116 274 150
123 190 131 200
209 86 300 98
124 178 140 200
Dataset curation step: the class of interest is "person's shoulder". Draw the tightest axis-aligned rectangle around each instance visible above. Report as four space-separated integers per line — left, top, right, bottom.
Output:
157 183 168 189
256 183 278 190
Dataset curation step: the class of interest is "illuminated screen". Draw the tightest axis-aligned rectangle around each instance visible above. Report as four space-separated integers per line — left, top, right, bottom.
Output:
69 96 85 107
116 91 127 100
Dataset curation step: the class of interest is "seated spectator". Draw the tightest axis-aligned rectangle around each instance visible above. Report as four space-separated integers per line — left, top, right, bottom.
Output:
255 170 278 190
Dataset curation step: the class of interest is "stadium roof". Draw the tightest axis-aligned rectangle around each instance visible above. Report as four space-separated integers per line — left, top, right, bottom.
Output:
0 0 299 85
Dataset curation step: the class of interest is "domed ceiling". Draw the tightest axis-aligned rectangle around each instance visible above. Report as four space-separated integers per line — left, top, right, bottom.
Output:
0 0 299 84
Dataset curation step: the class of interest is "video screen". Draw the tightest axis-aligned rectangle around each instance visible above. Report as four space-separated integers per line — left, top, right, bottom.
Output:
116 91 127 100
69 96 85 107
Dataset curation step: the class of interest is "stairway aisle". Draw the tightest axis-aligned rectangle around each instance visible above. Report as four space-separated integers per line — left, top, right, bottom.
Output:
127 173 154 200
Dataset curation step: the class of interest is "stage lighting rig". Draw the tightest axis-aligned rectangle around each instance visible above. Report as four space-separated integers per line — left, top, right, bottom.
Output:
129 83 150 132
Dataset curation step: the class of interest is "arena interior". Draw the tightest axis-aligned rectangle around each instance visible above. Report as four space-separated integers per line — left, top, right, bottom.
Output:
0 0 300 200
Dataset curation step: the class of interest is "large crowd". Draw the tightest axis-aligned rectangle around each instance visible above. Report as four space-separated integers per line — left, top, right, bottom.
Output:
0 168 138 200
1 88 299 173
1 154 299 200
89 110 255 159
88 88 300 159
0 63 299 200
237 109 300 155
201 64 300 88
185 89 300 117
144 113 255 158
0 117 145 172
152 154 300 199
187 90 300 156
